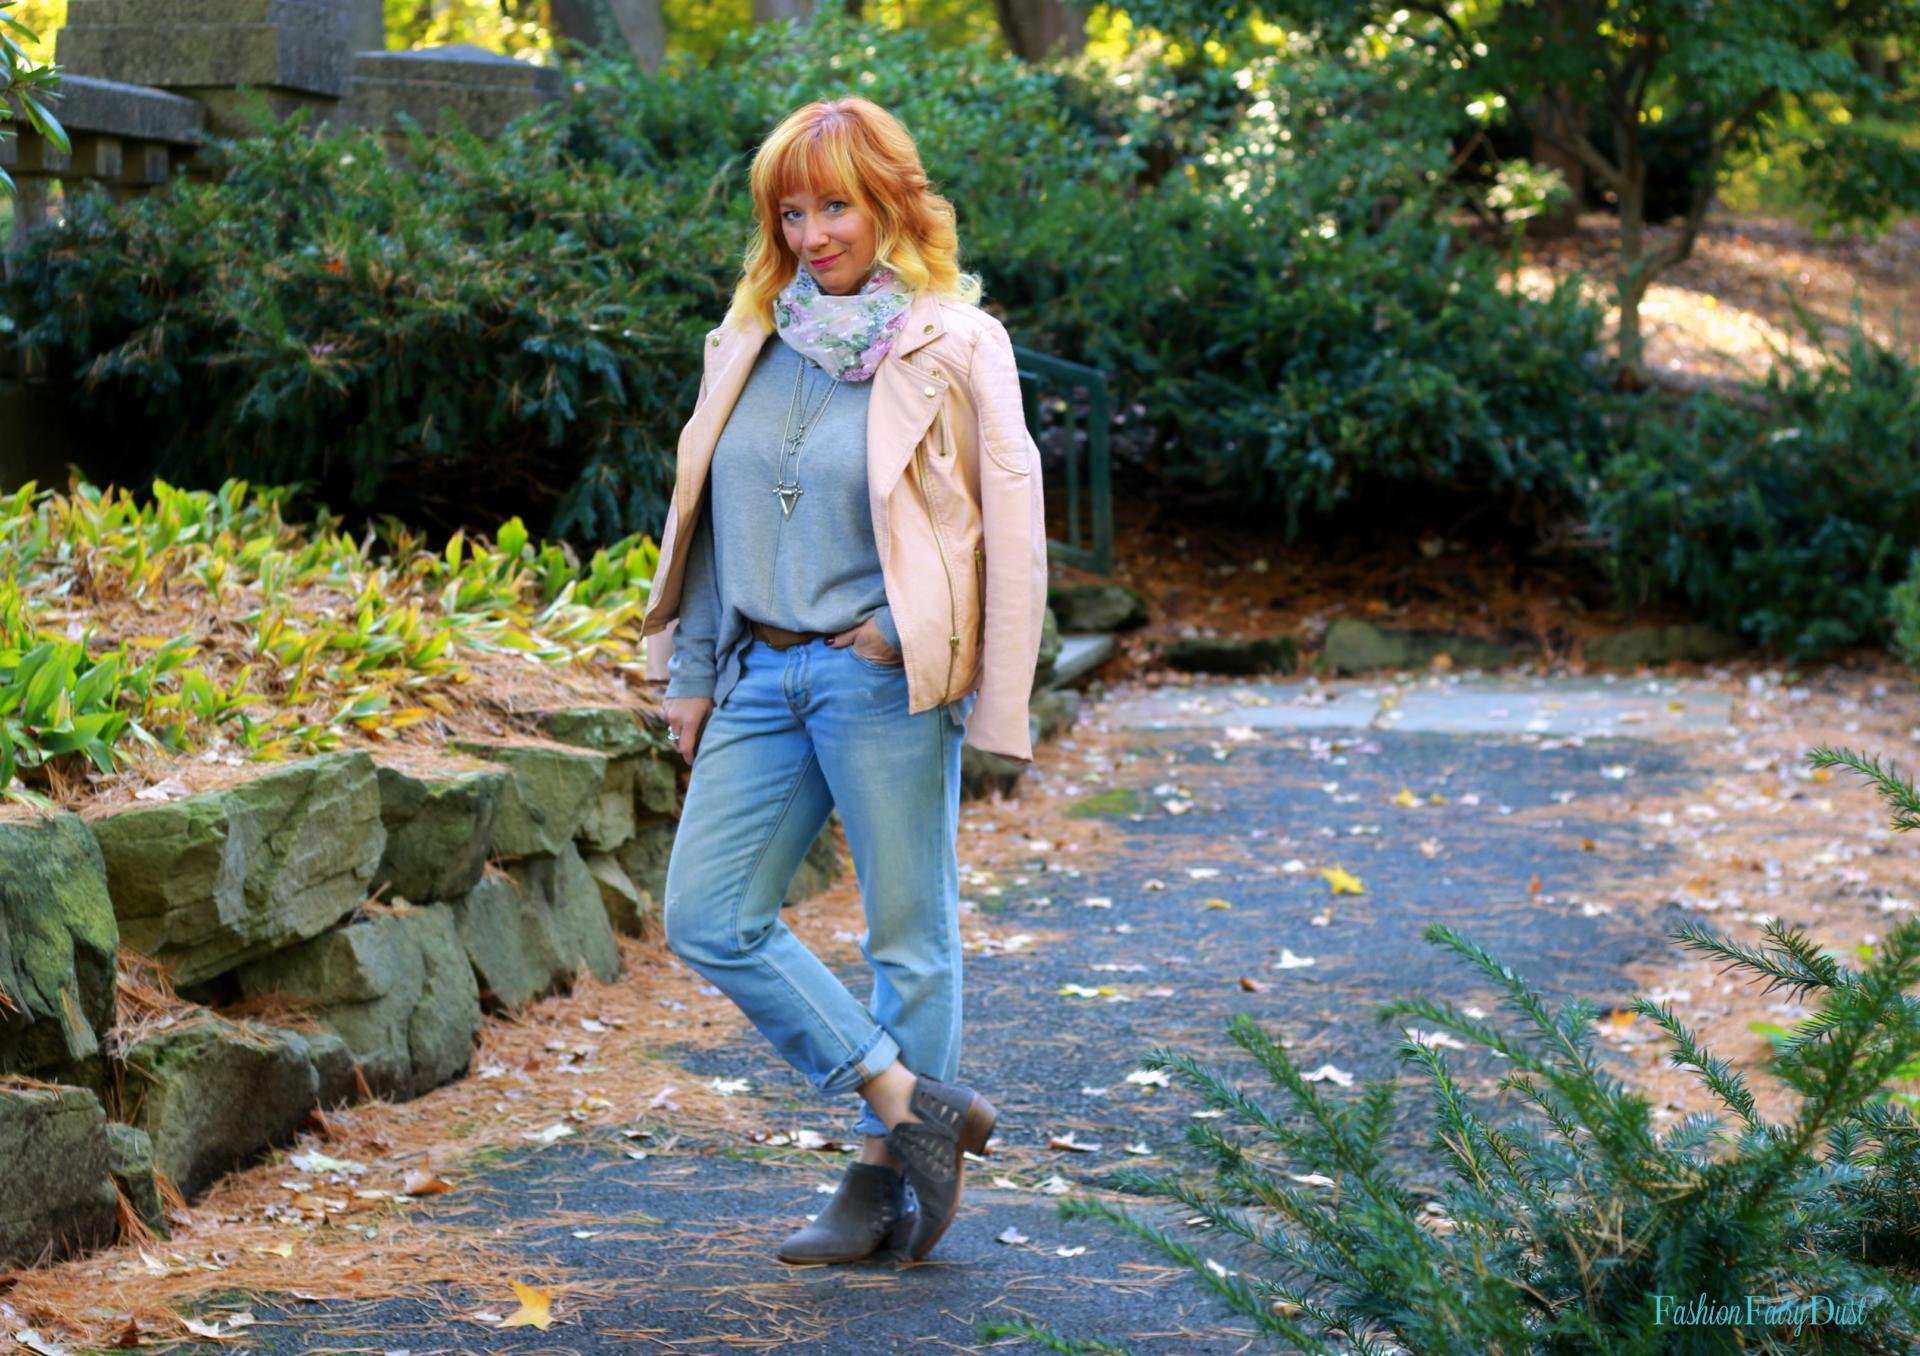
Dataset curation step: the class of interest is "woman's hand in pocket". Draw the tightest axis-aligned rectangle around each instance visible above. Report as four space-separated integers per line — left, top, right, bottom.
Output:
664 696 714 764
827 617 901 666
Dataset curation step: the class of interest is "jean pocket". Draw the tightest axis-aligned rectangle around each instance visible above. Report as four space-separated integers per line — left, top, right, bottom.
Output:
845 644 905 672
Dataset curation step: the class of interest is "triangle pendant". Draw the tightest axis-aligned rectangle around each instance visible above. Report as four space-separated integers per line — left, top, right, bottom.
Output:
776 485 802 519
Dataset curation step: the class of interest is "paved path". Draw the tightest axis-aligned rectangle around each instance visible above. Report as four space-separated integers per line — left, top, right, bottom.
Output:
228 673 1727 1355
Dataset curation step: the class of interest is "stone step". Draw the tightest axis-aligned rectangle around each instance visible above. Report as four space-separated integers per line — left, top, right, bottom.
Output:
1045 633 1115 690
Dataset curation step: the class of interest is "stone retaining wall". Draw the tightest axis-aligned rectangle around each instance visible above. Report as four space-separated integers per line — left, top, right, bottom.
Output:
0 704 845 1268
0 659 1086 1269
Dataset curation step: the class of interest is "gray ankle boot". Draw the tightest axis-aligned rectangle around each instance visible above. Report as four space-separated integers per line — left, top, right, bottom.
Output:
885 1073 999 1261
776 1161 916 1265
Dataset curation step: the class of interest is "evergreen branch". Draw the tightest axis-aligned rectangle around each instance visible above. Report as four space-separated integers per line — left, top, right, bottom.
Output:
1630 997 1763 1131
1808 744 1920 832
1666 917 1838 1000
1050 1196 1347 1350
972 1318 1141 1355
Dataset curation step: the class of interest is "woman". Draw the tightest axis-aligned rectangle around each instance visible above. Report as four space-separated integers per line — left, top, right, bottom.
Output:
638 96 1048 1266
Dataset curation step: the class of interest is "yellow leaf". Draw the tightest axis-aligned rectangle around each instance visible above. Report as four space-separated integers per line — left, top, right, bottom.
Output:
1606 1010 1636 1030
499 1281 553 1331
1321 866 1365 896
1392 787 1418 807
1201 896 1234 910
1428 792 1447 805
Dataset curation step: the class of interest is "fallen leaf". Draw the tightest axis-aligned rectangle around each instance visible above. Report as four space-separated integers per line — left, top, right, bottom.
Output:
1055 1245 1087 1257
707 1077 752 1096
1321 866 1365 896
401 1170 456 1197
1201 896 1233 910
1417 838 1444 858
521 1123 573 1144
995 1226 1029 1245
498 1282 553 1331
1271 948 1316 969
1125 1068 1171 1088
1048 1132 1103 1152
1124 1141 1152 1155
1238 976 1270 992
1302 1063 1355 1087
1187 867 1222 879
1287 1172 1337 1187
14 1331 70 1356
1308 910 1332 927
1392 787 1418 807
1527 874 1543 895
289 1151 366 1176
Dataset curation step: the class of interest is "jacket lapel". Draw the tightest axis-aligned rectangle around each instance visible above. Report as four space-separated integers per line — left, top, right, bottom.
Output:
867 290 949 501
674 318 772 519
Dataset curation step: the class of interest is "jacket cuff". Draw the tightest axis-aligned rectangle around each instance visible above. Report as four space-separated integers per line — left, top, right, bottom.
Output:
869 605 901 654
664 675 716 701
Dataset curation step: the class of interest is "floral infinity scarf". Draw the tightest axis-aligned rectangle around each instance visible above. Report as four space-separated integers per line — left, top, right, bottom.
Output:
772 263 913 382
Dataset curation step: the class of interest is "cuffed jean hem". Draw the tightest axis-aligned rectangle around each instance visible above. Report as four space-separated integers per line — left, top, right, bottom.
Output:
816 1024 903 1099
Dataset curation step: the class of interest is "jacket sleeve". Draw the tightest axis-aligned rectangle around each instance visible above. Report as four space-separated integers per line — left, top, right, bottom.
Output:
663 494 720 700
642 361 712 685
966 316 1047 762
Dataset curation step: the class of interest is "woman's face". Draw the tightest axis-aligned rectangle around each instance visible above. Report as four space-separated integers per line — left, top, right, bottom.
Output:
779 187 877 295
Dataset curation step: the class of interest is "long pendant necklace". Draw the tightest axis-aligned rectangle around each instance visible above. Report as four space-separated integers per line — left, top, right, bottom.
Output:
774 355 839 520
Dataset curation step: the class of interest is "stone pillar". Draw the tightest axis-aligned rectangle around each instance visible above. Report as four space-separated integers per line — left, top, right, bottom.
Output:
57 0 354 137
349 0 386 52
344 44 565 140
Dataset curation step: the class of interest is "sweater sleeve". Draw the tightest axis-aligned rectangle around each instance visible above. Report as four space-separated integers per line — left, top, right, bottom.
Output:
664 496 720 700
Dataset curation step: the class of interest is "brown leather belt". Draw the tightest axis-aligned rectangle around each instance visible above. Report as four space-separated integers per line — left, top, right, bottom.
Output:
751 620 833 650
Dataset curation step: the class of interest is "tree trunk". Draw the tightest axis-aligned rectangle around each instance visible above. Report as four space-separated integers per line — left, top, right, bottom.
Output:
549 0 667 70
753 0 815 24
990 0 1086 61
1530 88 1586 239
1614 159 1651 391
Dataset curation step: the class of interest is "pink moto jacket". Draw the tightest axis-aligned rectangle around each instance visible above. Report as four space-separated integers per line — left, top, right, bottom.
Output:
641 289 1048 762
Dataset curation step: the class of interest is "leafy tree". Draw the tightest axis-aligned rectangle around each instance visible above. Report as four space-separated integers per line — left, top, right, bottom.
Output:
1107 0 1920 390
0 0 64 200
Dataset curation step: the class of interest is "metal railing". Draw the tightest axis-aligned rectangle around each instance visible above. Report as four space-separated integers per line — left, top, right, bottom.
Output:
1013 346 1112 578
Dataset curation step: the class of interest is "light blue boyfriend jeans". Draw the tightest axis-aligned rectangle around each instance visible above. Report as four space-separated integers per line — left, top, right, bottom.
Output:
663 636 977 1140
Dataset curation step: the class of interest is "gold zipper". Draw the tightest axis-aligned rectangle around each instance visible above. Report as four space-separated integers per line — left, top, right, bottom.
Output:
916 395 960 705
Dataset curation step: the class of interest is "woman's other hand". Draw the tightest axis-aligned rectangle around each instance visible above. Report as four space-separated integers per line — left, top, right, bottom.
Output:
827 617 902 666
664 696 715 764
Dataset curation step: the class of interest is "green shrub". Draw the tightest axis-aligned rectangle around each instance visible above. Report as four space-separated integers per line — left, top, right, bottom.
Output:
984 747 1920 1354
1589 300 1920 662
1 11 1617 547
4 106 727 543
1890 550 1920 670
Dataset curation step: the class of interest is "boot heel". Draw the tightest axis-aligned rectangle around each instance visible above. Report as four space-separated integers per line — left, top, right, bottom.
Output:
958 1093 998 1156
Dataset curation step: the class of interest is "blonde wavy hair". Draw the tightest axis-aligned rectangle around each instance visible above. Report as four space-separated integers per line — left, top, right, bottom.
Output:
722 97 984 332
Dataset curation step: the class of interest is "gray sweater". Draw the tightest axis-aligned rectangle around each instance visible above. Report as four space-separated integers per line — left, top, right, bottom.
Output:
664 335 901 704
